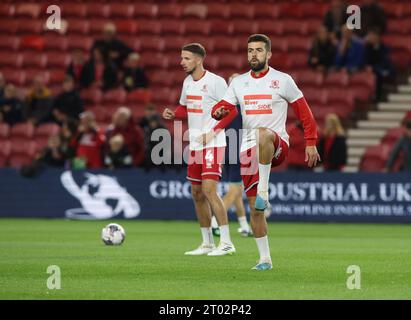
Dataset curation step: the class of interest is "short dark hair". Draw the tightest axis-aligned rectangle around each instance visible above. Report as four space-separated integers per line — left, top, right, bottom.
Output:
182 43 206 58
247 34 271 52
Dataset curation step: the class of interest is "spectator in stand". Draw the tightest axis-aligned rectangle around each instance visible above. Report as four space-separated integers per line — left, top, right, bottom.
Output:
66 49 86 88
71 111 104 169
24 74 53 125
287 121 313 171
334 25 365 73
356 0 387 38
52 76 84 125
139 104 168 167
104 134 133 169
81 47 118 92
105 107 145 167
37 135 67 168
0 72 5 98
386 120 411 172
323 0 348 40
308 26 337 71
60 119 78 162
318 114 347 171
122 53 149 92
364 29 394 101
0 84 24 125
92 23 132 70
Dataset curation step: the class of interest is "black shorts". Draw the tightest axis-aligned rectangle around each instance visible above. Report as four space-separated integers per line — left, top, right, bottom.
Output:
223 163 242 183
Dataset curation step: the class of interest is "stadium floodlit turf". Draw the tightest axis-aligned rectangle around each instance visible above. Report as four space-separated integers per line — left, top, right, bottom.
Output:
0 219 410 300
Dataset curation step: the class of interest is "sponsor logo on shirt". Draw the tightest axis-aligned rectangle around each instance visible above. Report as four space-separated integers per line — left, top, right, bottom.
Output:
186 95 203 113
244 94 273 115
200 84 208 93
269 80 280 89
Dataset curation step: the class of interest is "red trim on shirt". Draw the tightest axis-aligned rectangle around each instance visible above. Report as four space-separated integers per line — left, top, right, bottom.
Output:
289 97 318 146
213 103 238 132
187 108 203 113
244 94 272 100
211 100 236 120
245 109 273 115
186 95 202 100
250 68 269 79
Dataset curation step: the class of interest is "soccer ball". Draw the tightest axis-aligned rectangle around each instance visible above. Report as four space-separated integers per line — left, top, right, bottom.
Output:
101 223 125 245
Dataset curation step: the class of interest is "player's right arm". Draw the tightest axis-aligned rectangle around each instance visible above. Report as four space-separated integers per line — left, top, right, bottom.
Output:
162 105 188 120
211 78 239 122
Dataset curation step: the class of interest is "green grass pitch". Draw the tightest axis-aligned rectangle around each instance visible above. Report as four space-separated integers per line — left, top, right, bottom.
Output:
1 218 410 299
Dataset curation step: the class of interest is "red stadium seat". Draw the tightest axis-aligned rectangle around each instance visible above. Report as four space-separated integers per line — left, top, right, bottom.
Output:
382 3 403 18
218 54 244 70
158 4 183 18
126 89 152 105
16 20 43 34
304 88 328 105
67 19 90 35
150 88 179 105
122 36 140 52
381 127 404 145
183 4 208 19
186 36 214 52
161 20 186 35
271 38 288 52
87 3 110 18
287 52 309 69
350 71 375 91
387 20 410 35
8 153 35 168
139 37 165 52
283 20 308 35
35 123 60 138
207 4 230 19
279 3 303 19
134 4 158 19
256 20 284 36
232 20 258 35
15 4 41 18
137 20 162 35
61 3 87 17
49 69 67 85
213 37 240 53
360 144 392 172
209 20 234 35
22 53 47 68
23 69 50 86
81 88 103 105
89 19 110 36
102 88 127 105
0 4 15 17
295 70 324 87
0 140 11 166
287 36 311 51
0 36 20 50
0 123 10 139
231 3 255 19
0 53 23 68
299 3 328 18
2 69 26 86
254 4 280 19
43 34 68 51
150 70 175 87
140 53 169 69
115 20 138 35
10 123 35 138
46 52 71 69
109 4 134 19
324 71 349 87
184 20 211 36
326 88 354 106
163 36 189 52
0 19 18 34
66 36 93 52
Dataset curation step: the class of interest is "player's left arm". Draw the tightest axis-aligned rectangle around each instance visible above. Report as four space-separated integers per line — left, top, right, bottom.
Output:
282 75 321 168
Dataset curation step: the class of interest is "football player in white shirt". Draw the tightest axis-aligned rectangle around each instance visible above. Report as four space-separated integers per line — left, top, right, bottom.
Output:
211 34 321 270
162 43 236 256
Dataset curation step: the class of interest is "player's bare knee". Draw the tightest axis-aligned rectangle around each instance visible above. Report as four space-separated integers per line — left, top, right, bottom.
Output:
258 128 275 146
192 188 205 202
201 185 216 200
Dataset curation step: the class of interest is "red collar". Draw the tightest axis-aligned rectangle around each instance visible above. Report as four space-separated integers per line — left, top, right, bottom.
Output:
251 68 269 79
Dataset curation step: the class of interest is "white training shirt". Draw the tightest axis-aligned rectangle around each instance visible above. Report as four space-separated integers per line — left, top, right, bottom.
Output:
179 71 228 151
222 67 303 152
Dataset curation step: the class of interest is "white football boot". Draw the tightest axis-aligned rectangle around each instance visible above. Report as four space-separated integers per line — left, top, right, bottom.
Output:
207 242 236 256
184 243 216 256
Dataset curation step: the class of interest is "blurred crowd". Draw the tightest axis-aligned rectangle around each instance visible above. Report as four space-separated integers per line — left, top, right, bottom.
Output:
309 0 393 100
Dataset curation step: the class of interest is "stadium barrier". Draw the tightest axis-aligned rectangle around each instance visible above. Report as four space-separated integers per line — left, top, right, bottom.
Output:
0 168 410 223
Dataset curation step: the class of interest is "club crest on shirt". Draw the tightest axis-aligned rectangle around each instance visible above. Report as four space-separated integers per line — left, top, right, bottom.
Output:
200 84 208 93
269 80 280 89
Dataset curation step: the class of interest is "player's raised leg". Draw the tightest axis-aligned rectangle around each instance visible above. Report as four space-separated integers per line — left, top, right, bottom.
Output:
184 184 215 255
255 128 276 211
202 179 236 256
248 196 272 270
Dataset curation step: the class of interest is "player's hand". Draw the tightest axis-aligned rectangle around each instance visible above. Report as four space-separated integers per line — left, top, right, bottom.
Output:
213 107 228 120
162 108 175 120
196 130 216 146
305 145 321 168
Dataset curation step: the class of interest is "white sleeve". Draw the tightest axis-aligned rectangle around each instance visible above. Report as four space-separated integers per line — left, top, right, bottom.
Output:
222 79 239 105
179 80 187 106
280 75 304 103
214 76 228 101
